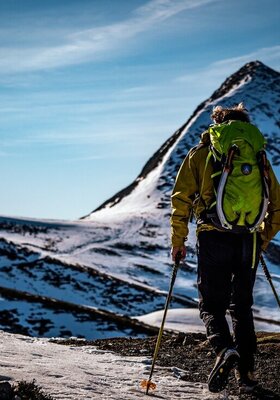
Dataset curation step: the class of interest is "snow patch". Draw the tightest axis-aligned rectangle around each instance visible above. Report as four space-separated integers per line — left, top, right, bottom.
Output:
0 330 228 399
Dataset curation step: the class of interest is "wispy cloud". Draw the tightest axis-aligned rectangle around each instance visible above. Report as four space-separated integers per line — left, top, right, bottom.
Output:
177 45 280 84
211 46 280 75
135 0 216 22
1 131 119 147
59 154 106 163
0 0 219 73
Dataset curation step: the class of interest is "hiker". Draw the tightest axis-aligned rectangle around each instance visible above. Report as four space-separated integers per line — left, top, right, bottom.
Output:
170 103 280 394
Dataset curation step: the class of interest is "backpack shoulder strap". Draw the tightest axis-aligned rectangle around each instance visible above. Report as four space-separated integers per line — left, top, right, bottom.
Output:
194 148 213 215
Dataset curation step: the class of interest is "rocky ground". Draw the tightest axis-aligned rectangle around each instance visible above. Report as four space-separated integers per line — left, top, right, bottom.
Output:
54 331 280 400
0 380 55 400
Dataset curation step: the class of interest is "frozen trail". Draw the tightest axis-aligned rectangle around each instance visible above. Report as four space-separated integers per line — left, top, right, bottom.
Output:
0 330 234 399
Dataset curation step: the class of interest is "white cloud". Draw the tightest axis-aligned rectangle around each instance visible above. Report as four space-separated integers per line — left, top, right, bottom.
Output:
1 131 118 147
59 154 106 163
0 0 219 73
212 46 280 72
177 45 280 84
135 0 216 21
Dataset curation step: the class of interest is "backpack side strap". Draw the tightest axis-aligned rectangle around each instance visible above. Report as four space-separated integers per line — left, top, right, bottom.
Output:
250 150 269 232
216 145 240 230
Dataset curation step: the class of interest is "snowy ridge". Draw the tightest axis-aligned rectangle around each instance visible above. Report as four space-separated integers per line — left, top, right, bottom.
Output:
0 61 279 339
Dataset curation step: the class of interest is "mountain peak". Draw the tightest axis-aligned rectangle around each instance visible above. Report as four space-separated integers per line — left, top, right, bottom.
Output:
208 61 279 104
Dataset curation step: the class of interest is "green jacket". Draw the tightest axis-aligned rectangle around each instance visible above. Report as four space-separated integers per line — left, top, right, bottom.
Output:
170 131 280 250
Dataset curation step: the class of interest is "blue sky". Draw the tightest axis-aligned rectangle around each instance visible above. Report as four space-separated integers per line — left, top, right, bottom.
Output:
1 0 279 220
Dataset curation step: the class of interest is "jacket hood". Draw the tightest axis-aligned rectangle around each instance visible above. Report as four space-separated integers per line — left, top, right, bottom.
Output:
200 130 210 145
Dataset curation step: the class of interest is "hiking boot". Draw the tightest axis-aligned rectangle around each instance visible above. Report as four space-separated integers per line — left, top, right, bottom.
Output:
235 369 258 394
208 348 240 393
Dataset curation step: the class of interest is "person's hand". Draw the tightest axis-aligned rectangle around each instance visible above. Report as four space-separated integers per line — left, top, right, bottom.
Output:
171 245 186 262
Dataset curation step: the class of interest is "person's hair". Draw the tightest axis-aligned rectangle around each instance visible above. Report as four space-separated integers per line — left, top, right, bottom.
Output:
211 103 250 124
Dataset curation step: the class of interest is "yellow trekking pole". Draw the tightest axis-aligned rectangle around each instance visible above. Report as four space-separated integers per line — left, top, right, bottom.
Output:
141 252 181 395
260 254 280 308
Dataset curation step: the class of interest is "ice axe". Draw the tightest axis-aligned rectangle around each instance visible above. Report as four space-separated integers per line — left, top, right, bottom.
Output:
260 253 280 308
141 251 181 395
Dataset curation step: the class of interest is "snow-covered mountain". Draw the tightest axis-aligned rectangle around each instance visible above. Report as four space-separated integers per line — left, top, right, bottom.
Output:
0 61 279 339
85 60 280 217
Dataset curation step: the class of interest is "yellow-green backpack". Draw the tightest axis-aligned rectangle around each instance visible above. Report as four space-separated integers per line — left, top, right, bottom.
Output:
207 120 269 232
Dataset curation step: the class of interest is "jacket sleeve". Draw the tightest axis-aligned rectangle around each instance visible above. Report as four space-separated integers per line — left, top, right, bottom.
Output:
260 162 280 250
170 150 199 247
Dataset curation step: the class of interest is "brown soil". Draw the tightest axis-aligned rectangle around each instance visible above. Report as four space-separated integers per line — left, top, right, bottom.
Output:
54 331 280 399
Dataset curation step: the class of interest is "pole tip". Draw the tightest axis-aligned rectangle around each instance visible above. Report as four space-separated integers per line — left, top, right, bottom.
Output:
140 379 157 394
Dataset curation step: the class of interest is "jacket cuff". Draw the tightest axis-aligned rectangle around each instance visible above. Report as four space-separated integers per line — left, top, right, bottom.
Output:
171 238 186 247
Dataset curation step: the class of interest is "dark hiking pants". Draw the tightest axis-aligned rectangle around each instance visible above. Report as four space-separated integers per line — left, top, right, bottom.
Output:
197 230 261 372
